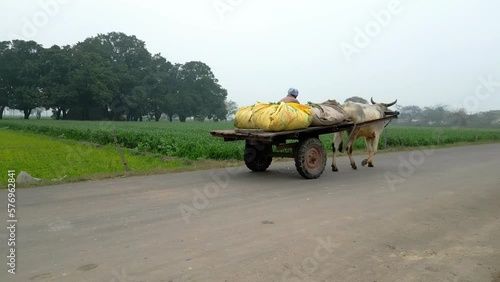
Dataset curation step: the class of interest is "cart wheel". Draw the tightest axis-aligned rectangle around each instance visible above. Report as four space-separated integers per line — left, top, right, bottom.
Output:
294 137 327 179
244 143 272 172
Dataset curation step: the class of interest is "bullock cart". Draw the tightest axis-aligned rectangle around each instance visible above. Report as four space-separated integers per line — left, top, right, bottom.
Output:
210 114 399 179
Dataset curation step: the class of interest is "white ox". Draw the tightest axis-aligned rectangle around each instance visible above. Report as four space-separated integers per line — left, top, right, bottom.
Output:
331 98 398 171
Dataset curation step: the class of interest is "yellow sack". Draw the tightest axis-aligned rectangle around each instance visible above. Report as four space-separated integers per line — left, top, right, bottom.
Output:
233 105 257 129
234 102 312 131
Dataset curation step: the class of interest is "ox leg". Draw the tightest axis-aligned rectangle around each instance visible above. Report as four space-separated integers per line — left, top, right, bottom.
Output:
331 132 343 171
361 137 373 167
347 144 357 170
368 134 381 167
345 129 358 170
362 135 379 167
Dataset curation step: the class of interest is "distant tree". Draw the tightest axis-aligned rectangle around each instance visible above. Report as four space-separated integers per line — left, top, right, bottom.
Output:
210 101 228 122
467 112 494 127
483 110 500 126
125 85 148 121
225 100 239 120
466 110 500 127
444 109 468 127
39 45 75 119
175 61 227 122
421 105 448 125
0 41 13 119
7 40 46 119
162 63 182 122
175 91 200 122
142 53 174 121
11 86 46 119
399 105 422 124
77 32 152 120
345 96 368 104
67 49 119 120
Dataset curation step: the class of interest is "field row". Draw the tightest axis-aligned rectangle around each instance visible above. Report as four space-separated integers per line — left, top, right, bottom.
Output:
1 119 500 161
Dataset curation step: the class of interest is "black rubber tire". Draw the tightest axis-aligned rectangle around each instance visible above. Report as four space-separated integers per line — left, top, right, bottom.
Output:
294 137 327 179
244 143 272 172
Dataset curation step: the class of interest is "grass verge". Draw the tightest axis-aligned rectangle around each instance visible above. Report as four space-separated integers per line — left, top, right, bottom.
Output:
0 129 202 187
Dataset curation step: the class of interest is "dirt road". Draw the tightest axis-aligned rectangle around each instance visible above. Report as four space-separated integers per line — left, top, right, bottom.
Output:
1 144 499 282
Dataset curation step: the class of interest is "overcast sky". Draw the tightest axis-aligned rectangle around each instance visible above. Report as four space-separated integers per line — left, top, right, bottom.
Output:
1 0 499 112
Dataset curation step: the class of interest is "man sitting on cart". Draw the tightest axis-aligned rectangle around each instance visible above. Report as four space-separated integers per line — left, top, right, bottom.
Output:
280 87 300 104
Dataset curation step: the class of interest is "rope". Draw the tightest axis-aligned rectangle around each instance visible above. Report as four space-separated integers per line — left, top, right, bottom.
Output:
384 119 392 128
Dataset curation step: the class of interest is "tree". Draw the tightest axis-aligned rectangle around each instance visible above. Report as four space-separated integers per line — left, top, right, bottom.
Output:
345 96 368 104
225 100 239 120
421 105 448 125
483 110 500 126
399 105 422 124
193 76 227 121
7 40 46 119
67 49 118 120
161 63 182 122
39 45 75 119
467 110 500 127
175 61 227 122
77 32 152 120
177 91 200 122
126 85 148 121
142 53 174 121
444 109 468 127
0 41 13 119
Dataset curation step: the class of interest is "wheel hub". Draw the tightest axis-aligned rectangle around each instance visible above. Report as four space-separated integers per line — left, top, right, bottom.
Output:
306 147 321 170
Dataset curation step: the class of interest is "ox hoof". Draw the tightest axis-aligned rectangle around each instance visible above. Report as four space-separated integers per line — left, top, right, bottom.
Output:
351 165 357 170
368 163 374 168
332 166 338 172
361 159 368 166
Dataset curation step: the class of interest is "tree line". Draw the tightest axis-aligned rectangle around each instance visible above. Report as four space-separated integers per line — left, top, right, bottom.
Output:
395 105 500 127
0 32 232 121
346 96 500 127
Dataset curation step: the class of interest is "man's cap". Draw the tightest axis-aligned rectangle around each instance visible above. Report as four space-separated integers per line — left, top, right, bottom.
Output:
288 87 299 97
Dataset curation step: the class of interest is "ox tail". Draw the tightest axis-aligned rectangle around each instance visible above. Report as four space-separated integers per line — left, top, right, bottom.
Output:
339 140 344 153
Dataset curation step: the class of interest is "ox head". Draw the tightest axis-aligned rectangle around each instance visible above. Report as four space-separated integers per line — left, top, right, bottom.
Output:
370 97 399 117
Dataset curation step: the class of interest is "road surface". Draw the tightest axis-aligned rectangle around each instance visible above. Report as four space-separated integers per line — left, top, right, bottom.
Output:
1 144 499 282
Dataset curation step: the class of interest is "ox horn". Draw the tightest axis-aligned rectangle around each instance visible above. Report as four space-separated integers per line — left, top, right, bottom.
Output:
370 97 376 104
384 99 397 107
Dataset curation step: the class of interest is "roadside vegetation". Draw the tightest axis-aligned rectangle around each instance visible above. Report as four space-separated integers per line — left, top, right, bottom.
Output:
0 129 192 185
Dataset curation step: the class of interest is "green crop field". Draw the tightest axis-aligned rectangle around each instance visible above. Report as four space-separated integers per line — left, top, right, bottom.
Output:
1 119 500 162
0 119 245 160
1 119 499 186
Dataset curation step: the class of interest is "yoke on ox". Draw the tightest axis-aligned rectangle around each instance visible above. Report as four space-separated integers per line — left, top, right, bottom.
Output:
331 98 397 171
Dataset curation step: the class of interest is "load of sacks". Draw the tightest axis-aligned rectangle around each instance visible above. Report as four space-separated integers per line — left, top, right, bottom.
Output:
234 100 348 131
